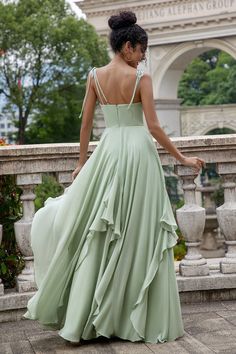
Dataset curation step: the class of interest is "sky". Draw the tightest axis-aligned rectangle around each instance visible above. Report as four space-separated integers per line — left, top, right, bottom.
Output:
1 0 85 19
66 0 85 19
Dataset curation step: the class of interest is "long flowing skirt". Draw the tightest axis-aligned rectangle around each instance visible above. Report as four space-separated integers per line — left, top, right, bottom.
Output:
23 125 185 343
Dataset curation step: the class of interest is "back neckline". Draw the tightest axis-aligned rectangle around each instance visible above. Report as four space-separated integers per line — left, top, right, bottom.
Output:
92 67 144 107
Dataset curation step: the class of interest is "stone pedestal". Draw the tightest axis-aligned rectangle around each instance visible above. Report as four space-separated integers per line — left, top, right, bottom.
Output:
216 163 236 273
175 165 209 276
14 173 42 292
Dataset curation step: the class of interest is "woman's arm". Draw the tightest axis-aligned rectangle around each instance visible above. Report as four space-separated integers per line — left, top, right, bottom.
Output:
140 73 205 172
72 72 97 180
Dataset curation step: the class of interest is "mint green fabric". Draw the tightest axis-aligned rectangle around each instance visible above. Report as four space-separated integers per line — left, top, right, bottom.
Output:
23 68 184 344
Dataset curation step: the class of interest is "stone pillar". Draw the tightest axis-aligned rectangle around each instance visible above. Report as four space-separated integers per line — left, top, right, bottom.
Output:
0 225 4 295
175 165 209 276
216 163 236 273
14 173 42 292
154 98 182 137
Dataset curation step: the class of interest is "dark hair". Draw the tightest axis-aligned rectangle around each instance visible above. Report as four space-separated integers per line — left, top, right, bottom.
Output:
108 11 148 53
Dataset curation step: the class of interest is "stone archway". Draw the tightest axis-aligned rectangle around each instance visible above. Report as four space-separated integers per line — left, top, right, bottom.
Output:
76 0 236 136
153 38 236 99
206 127 236 134
151 39 236 136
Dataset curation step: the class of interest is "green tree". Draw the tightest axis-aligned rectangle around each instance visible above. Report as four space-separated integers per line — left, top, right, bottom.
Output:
178 57 210 106
0 0 109 144
178 49 236 106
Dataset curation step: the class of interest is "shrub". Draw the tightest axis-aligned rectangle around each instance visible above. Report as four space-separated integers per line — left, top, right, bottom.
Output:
0 173 24 288
0 245 25 288
34 174 64 211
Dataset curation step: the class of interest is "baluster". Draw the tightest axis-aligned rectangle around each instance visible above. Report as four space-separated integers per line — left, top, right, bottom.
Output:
216 163 236 273
14 173 42 292
199 182 225 258
0 225 4 295
175 165 209 276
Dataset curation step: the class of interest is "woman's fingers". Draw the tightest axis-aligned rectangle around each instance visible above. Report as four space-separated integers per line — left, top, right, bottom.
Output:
71 166 81 181
197 157 206 167
182 156 206 172
193 157 205 169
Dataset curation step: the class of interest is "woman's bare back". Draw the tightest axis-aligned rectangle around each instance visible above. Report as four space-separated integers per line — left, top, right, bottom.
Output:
91 64 142 105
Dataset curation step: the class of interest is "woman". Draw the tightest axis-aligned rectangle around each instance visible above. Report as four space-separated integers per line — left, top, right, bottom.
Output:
23 11 205 344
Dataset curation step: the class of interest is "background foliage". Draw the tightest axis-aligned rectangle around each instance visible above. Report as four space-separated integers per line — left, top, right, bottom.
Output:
0 0 109 144
178 49 236 106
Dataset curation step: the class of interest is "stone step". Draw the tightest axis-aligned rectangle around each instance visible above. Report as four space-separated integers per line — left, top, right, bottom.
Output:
1 269 236 323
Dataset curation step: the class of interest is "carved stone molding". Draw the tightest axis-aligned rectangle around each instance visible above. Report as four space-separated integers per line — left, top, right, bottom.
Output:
181 104 236 136
76 0 236 44
154 98 182 110
77 0 236 20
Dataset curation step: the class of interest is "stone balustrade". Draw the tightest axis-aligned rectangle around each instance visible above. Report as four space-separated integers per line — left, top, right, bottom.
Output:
0 134 236 316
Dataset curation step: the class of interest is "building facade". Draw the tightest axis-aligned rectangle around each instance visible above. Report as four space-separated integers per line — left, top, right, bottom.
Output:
76 0 236 137
0 113 17 144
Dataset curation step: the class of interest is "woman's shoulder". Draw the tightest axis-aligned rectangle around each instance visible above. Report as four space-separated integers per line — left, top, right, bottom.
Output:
139 71 151 81
90 64 110 73
88 64 149 82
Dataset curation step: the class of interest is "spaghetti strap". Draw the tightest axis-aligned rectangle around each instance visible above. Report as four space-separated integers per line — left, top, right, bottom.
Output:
78 67 95 119
93 68 109 105
78 67 109 119
127 68 144 109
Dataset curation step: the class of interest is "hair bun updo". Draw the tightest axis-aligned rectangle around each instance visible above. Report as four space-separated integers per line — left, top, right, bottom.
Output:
108 10 148 54
108 11 137 30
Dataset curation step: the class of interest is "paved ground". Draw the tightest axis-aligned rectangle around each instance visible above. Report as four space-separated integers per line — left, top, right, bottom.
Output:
1 300 236 354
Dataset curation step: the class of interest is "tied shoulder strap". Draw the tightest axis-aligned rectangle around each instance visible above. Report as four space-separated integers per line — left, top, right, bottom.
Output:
92 68 109 105
78 67 95 119
78 67 109 119
127 68 144 110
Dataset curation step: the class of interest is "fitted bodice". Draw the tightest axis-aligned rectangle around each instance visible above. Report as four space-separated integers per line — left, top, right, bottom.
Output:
101 102 144 128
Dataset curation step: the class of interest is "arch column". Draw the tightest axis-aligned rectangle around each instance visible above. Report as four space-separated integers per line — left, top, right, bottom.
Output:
154 98 182 136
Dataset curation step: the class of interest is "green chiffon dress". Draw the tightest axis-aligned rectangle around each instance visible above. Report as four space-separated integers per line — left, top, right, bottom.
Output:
23 67 185 344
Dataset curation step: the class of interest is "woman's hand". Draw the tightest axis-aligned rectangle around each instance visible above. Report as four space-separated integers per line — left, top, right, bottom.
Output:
180 156 206 173
72 162 85 181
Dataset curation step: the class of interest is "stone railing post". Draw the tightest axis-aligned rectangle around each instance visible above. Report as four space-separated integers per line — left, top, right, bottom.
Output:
175 165 209 276
0 225 4 295
57 172 72 188
216 163 236 273
14 173 42 292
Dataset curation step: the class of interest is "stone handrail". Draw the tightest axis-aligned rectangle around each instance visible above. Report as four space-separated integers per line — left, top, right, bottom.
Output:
1 134 236 174
0 133 236 296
